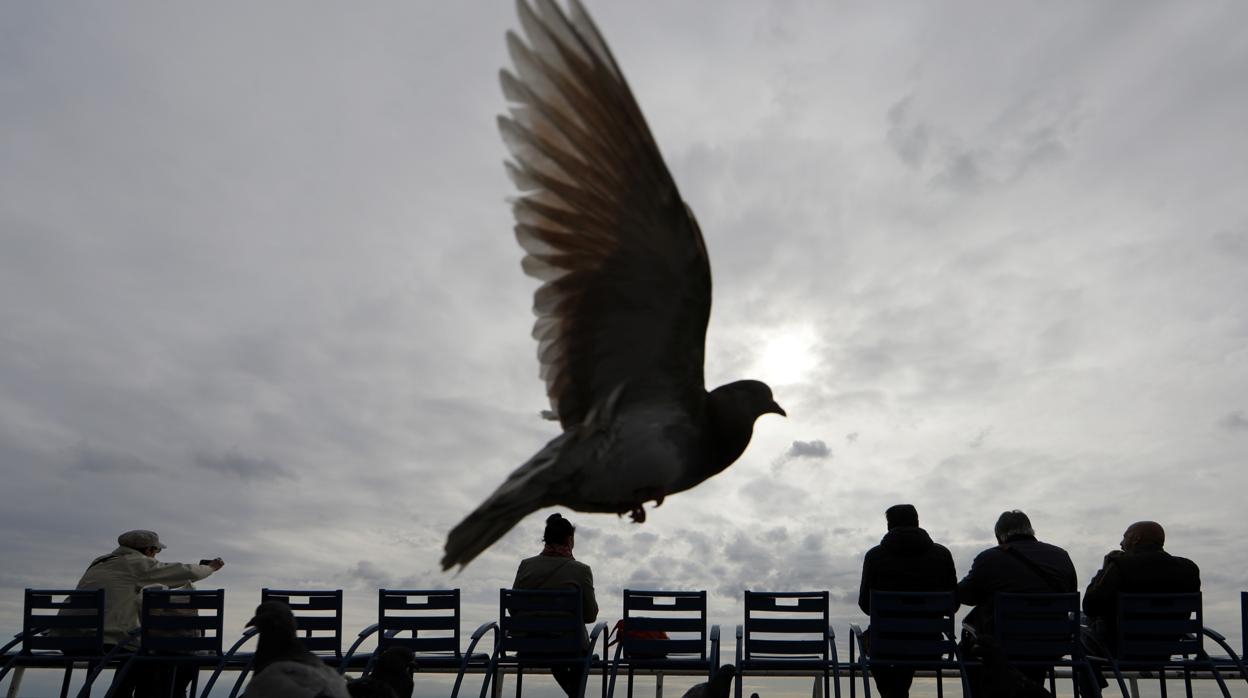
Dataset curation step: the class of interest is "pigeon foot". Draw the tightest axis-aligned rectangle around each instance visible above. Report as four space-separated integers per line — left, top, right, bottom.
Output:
630 506 646 523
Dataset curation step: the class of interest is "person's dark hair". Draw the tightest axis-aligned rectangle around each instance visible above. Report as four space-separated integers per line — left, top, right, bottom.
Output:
994 510 1034 542
543 513 575 544
885 504 919 530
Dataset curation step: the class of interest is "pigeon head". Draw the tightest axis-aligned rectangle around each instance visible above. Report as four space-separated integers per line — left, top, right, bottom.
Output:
374 645 418 675
704 380 785 474
246 600 298 638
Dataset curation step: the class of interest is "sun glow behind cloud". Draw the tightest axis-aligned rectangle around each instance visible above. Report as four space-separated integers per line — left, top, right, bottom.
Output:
752 325 820 387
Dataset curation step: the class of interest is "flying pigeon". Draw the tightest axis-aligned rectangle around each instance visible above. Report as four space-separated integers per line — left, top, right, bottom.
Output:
241 601 349 698
347 647 418 698
680 665 736 698
441 0 785 570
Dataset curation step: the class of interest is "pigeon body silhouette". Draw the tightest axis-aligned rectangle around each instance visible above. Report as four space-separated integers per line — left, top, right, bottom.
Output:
242 601 349 698
441 0 785 570
680 665 736 698
347 647 417 698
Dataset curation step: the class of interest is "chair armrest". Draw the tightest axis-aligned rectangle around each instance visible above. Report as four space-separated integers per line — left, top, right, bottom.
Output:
588 621 609 653
220 627 258 661
469 621 498 644
1202 626 1243 665
339 623 382 672
734 624 744 667
709 624 722 668
0 631 27 656
848 623 867 665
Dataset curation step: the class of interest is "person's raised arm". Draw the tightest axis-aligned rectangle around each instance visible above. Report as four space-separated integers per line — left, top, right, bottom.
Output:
138 557 222 587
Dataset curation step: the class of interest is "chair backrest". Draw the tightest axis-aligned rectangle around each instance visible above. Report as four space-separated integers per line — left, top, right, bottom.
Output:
620 589 707 659
377 589 463 656
1115 592 1204 660
867 591 958 659
139 588 225 656
22 588 105 656
261 589 343 658
742 591 830 660
498 588 585 658
993 592 1080 659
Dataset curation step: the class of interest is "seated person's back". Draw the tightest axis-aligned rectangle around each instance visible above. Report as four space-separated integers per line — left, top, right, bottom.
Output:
511 513 598 698
1083 520 1199 653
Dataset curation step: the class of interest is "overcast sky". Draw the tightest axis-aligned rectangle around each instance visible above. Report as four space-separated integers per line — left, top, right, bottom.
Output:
2 2 1246 696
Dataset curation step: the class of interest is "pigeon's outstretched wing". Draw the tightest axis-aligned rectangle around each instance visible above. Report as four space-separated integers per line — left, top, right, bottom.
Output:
501 0 712 428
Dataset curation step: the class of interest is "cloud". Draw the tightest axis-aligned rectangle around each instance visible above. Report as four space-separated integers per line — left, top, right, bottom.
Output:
192 450 295 482
72 444 160 474
785 440 831 459
1218 411 1248 432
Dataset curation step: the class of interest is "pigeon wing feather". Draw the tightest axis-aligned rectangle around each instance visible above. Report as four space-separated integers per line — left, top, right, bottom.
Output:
502 0 712 429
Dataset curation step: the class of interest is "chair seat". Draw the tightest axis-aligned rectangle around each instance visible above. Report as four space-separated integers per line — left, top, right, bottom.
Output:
616 657 712 670
409 652 491 669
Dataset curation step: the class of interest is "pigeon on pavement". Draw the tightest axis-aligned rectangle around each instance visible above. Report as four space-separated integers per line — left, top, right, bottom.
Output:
441 0 785 571
347 646 418 698
680 665 736 698
241 601 349 698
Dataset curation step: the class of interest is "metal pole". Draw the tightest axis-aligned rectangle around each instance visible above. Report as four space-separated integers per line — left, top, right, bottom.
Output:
5 667 24 698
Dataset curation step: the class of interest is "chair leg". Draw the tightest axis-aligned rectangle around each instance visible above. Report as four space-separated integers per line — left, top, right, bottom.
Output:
59 665 73 698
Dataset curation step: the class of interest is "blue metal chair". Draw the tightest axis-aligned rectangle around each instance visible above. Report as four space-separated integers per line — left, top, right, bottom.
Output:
201 588 344 698
606 589 721 698
848 591 968 698
994 592 1100 696
340 589 492 698
735 591 840 698
1091 592 1233 698
100 588 223 698
478 588 608 698
0 589 115 698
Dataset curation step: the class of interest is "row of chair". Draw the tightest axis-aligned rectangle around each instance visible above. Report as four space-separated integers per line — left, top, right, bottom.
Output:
3 587 1247 698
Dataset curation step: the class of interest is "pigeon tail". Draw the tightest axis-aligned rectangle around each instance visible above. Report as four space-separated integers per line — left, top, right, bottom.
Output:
441 433 569 570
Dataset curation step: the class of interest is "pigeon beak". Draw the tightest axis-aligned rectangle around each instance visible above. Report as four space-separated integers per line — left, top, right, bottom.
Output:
245 616 258 628
767 401 786 417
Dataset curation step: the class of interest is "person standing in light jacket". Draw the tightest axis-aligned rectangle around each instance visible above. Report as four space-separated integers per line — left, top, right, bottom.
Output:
66 529 223 697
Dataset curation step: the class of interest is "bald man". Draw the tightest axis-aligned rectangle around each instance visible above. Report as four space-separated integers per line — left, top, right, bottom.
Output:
1083 521 1200 650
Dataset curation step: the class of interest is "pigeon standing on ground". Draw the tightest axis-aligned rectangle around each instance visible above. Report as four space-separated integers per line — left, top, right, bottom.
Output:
241 601 349 698
680 665 736 698
441 0 785 570
346 646 418 698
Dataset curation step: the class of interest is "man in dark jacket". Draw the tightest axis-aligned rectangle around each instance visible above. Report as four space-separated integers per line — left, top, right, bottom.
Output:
858 504 958 698
957 510 1076 694
1083 521 1200 653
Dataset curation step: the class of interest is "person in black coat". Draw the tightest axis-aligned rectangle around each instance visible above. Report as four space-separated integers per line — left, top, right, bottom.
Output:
1083 520 1200 653
957 510 1076 695
957 510 1077 637
857 504 958 698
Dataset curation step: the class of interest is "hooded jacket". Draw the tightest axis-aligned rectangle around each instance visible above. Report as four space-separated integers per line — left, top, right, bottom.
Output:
858 526 958 615
64 546 216 645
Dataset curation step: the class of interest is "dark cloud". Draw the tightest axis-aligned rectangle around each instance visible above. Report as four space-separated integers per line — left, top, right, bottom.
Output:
192 450 295 482
1217 411 1248 432
72 444 160 474
785 439 831 459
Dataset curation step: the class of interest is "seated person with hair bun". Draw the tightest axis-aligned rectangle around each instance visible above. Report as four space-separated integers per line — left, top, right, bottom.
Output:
513 513 599 698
